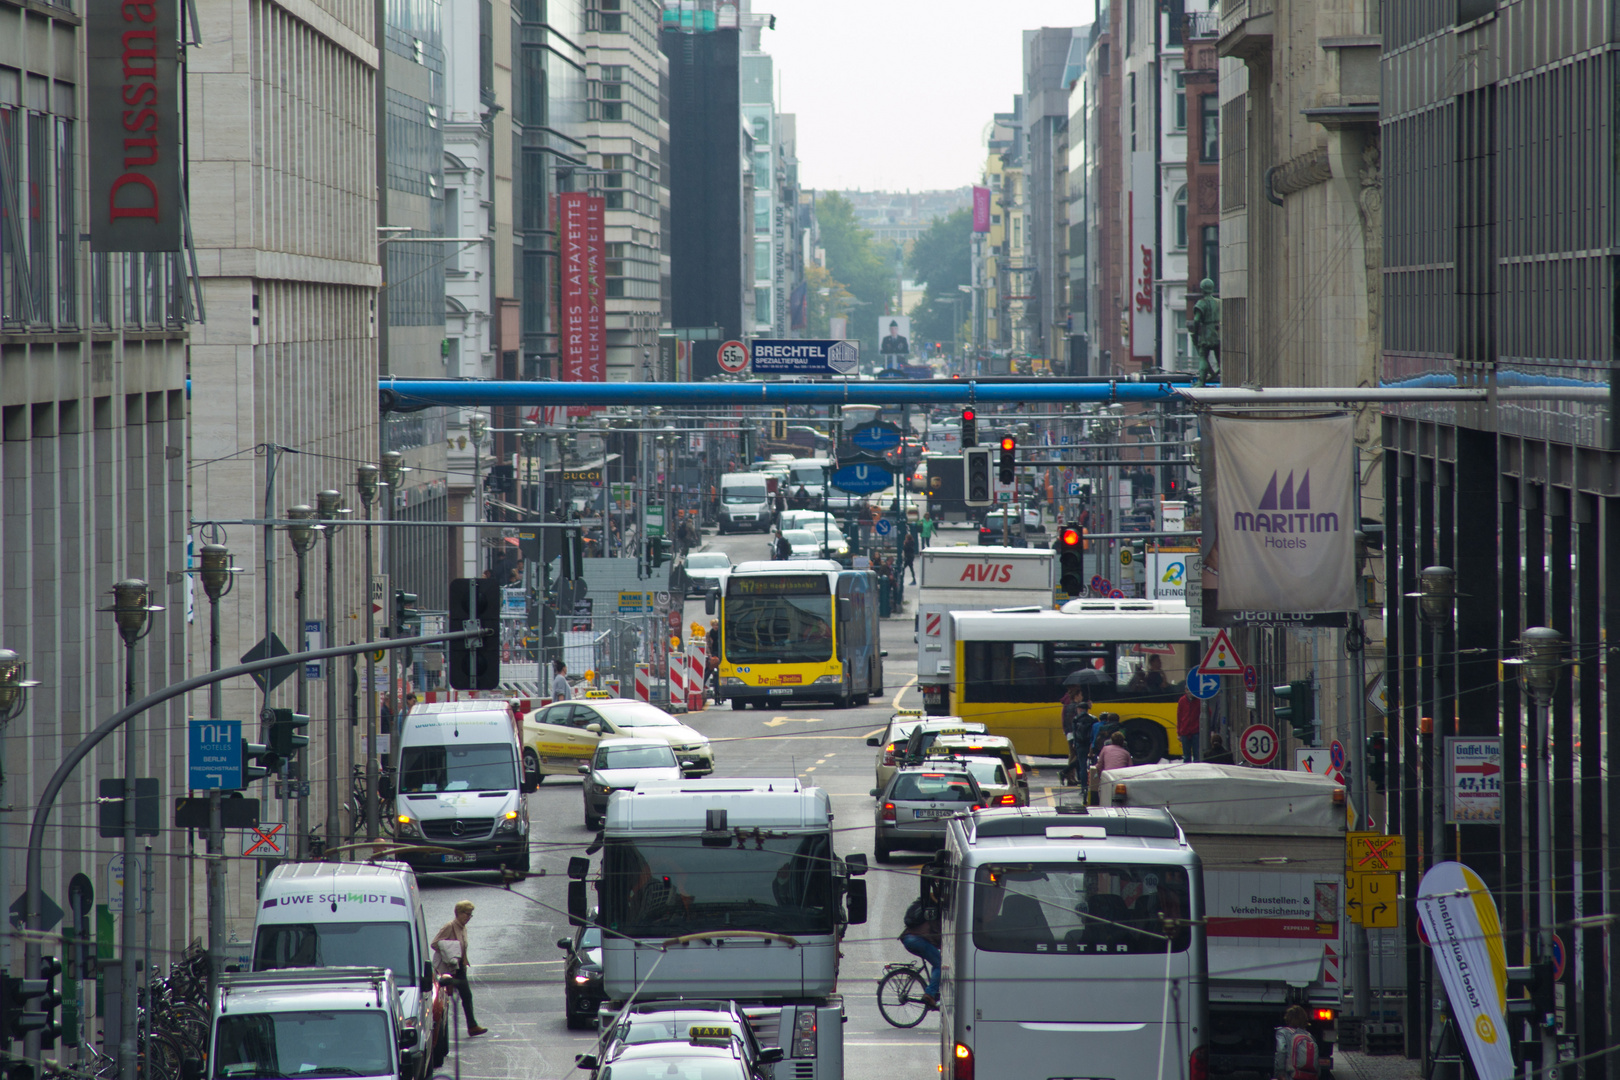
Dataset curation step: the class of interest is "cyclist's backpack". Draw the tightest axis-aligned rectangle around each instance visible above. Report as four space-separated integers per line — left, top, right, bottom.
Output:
1286 1029 1319 1080
902 898 929 931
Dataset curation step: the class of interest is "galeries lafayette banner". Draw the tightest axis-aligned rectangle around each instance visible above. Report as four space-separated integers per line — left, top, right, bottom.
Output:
1210 415 1355 613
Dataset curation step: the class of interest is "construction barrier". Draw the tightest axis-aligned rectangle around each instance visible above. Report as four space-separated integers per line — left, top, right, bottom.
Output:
634 664 652 703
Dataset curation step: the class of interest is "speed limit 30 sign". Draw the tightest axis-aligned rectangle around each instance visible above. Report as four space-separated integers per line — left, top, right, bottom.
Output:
1239 723 1280 767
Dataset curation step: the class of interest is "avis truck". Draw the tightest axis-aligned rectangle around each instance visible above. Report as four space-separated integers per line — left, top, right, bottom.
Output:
566 778 869 1079
916 546 1056 714
1100 762 1347 1074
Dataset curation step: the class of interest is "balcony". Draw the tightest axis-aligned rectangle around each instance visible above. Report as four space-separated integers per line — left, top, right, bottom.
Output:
1184 11 1219 40
1217 0 1274 64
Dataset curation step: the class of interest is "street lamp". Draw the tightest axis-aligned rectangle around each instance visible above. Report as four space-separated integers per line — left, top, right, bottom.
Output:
316 490 351 852
103 578 161 1080
377 453 408 788
284 505 323 857
356 464 383 842
1410 566 1455 866
1506 627 1566 1073
196 543 241 1002
0 649 40 723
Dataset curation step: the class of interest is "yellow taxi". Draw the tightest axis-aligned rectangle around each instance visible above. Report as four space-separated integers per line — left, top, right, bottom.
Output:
521 697 714 783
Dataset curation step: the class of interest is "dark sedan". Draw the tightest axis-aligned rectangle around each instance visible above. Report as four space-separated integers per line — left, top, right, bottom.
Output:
558 920 604 1029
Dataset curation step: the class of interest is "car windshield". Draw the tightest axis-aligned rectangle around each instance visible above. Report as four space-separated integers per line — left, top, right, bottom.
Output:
598 1057 747 1080
598 744 678 770
213 1010 393 1079
601 834 837 938
790 465 826 485
958 759 1008 787
723 575 834 664
252 922 412 977
610 705 681 729
890 772 976 802
618 1016 744 1048
580 926 602 948
397 742 516 792
687 554 731 570
781 530 816 545
972 863 1192 955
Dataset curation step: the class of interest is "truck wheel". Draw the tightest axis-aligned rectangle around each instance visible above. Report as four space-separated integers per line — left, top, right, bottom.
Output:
731 698 745 710
1123 718 1169 764
523 748 544 785
854 694 870 707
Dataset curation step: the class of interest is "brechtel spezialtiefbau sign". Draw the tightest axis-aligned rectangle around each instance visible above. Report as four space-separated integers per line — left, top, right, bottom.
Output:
88 0 181 252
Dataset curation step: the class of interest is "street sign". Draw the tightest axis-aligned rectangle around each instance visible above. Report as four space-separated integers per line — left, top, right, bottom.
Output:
1295 747 1343 784
245 822 286 857
1445 737 1503 824
1187 671 1221 700
188 719 243 790
831 463 894 494
1348 872 1400 928
1119 548 1133 567
1109 589 1125 599
849 422 902 454
1551 932 1566 980
874 518 893 536
717 339 750 374
241 632 296 695
174 796 260 830
1330 740 1346 772
667 610 681 630
108 853 147 913
617 591 647 614
304 619 324 679
372 573 389 618
1367 673 1388 714
1239 723 1279 766
1347 831 1406 873
9 889 63 933
1197 629 1245 675
1242 664 1259 692
749 338 859 375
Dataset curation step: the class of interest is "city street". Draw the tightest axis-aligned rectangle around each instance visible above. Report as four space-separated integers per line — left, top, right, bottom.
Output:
415 526 993 1080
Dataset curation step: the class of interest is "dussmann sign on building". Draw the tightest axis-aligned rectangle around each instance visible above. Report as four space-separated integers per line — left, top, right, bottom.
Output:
89 0 182 252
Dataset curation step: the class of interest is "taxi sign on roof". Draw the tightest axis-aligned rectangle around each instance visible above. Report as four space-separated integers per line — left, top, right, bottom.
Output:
688 1025 733 1042
585 690 612 699
896 708 924 717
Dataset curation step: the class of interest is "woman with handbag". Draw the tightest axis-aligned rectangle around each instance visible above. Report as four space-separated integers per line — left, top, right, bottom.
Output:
432 900 489 1037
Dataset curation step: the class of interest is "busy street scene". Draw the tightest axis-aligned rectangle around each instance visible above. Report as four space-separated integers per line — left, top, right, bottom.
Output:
1 0 1614 1079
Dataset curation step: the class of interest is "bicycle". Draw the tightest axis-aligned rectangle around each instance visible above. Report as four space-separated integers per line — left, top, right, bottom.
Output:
876 960 936 1028
350 764 396 838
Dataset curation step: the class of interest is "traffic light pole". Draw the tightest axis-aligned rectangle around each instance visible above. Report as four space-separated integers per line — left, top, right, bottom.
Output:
18 630 482 1080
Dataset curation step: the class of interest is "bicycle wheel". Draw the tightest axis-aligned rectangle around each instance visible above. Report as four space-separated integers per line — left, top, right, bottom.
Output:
877 967 930 1028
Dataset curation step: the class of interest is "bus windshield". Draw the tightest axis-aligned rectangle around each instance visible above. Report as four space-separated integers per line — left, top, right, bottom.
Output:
600 835 837 938
972 863 1192 954
724 576 833 664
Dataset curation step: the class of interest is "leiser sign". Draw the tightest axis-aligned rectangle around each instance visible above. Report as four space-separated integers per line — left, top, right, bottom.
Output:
89 0 181 252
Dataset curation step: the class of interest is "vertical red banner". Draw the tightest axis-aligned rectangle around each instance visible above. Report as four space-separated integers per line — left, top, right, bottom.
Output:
559 192 606 413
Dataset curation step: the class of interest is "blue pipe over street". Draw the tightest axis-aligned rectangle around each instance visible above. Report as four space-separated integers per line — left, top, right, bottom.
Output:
378 378 1191 409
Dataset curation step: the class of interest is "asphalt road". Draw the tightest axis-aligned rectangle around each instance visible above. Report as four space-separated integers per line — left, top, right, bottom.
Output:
414 527 999 1080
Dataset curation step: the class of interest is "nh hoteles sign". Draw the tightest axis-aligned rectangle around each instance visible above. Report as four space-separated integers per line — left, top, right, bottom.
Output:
88 0 181 252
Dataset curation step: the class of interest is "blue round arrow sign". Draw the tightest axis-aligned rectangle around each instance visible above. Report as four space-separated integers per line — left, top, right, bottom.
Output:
1188 672 1221 700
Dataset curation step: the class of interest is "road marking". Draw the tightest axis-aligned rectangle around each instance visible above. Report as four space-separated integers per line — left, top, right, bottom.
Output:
805 766 816 772
711 735 869 741
890 674 918 711
824 752 836 758
763 716 825 727
815 758 827 765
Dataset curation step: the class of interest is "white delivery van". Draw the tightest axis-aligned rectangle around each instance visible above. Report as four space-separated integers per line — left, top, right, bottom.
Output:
718 473 773 534
211 969 409 1080
394 700 532 874
252 861 444 1076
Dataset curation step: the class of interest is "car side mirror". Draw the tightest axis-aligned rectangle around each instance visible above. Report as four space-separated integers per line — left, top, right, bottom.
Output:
881 650 889 658
845 852 868 877
758 1048 784 1065
866 736 880 747
557 937 573 950
586 723 601 734
399 1028 419 1049
869 788 879 797
379 774 396 800
577 763 591 775
705 591 717 616
575 1055 598 1070
421 962 433 992
846 879 869 925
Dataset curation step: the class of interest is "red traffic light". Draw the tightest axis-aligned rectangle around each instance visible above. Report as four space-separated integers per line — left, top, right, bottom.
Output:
1000 437 1015 452
1061 527 1081 547
962 408 975 422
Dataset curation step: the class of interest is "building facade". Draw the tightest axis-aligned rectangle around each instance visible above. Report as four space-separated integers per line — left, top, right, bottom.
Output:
1023 26 1084 369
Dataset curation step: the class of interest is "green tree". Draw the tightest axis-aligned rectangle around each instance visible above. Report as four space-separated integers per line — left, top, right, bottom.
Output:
906 208 973 349
815 192 891 354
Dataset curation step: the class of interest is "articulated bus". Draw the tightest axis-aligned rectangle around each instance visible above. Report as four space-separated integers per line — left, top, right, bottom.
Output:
939 804 1208 1080
946 600 1198 761
713 560 884 710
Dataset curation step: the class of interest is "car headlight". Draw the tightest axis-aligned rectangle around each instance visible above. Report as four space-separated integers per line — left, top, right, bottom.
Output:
396 815 420 837
593 783 614 795
813 674 842 684
495 810 521 833
722 677 745 686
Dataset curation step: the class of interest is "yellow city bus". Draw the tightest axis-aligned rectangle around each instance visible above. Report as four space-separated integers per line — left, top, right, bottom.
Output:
948 600 1198 761
713 559 884 710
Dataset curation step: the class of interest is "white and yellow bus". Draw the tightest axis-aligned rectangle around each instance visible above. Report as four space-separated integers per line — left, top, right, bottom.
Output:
947 600 1198 761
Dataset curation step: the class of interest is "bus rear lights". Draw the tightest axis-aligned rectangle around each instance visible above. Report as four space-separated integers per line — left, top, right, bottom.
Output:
953 1042 974 1080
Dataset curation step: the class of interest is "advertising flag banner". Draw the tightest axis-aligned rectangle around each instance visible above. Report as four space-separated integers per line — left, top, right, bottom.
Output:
1416 863 1514 1080
89 0 182 251
972 186 991 232
1210 415 1356 612
559 192 606 408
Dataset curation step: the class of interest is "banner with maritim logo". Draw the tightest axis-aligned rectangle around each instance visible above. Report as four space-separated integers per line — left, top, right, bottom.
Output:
1416 862 1514 1080
1209 416 1356 613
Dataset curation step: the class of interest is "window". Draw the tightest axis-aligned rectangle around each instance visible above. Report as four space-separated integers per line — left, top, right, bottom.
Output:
1200 94 1219 162
755 287 771 323
1200 225 1219 284
602 102 623 120
1172 186 1188 249
1173 309 1191 365
754 241 771 280
1173 71 1187 130
1128 72 1137 152
972 864 1192 955
755 193 771 233
604 190 624 209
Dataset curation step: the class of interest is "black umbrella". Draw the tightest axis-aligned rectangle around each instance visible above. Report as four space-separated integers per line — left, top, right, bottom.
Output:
1063 668 1112 689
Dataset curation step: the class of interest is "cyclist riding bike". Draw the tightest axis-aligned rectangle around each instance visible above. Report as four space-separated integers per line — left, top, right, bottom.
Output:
898 858 945 1008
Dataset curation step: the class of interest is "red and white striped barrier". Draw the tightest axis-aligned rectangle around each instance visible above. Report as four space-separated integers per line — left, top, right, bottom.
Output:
634 664 652 702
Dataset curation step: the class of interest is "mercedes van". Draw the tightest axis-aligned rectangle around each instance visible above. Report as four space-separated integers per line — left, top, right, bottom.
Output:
212 969 411 1080
252 862 442 1076
718 473 772 534
394 701 532 873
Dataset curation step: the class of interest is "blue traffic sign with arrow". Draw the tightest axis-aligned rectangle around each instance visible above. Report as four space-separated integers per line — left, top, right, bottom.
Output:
1187 671 1221 700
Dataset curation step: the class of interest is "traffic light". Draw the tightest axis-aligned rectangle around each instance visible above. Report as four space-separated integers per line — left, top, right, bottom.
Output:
6 956 63 1046
448 577 501 691
649 536 672 569
770 410 787 441
394 591 420 636
998 437 1016 484
242 739 279 784
1056 526 1084 596
963 448 992 507
960 408 977 448
1505 962 1555 1031
1365 731 1387 792
1272 678 1316 742
267 709 311 759
34 957 60 1049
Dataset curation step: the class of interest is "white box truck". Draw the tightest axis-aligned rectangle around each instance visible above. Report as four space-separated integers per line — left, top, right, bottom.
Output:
915 546 1056 714
1101 762 1347 1076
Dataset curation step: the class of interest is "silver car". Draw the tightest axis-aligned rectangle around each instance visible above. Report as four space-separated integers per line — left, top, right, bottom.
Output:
871 765 984 863
579 737 683 830
684 551 732 596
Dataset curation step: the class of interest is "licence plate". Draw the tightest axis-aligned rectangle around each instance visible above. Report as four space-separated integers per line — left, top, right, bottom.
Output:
767 688 793 695
441 853 468 864
915 809 954 819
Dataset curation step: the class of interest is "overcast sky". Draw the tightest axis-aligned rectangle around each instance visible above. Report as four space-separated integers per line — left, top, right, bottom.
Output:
762 0 1092 193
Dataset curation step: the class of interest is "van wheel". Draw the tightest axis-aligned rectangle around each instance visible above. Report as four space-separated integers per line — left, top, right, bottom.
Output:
1122 719 1169 764
731 698 745 711
874 841 893 863
431 1022 448 1068
584 812 601 831
854 694 870 707
523 749 544 785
